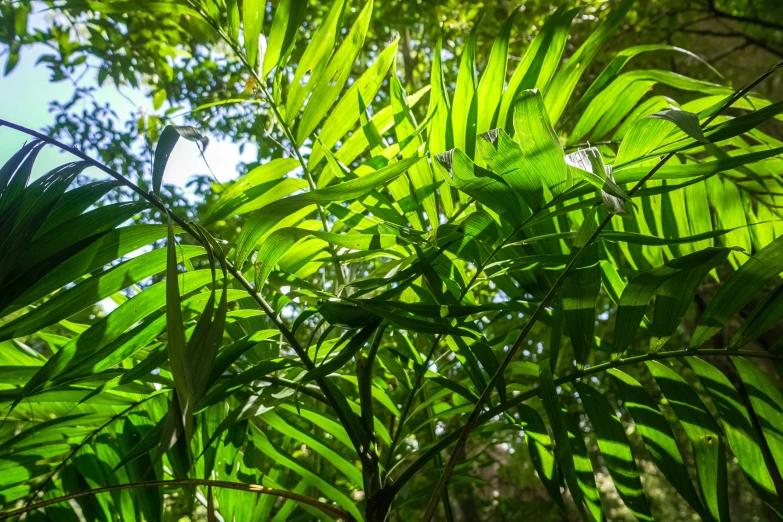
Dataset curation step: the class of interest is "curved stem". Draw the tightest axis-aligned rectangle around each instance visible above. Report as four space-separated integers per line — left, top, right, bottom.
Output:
179 12 378 476
420 150 673 520
461 220 525 296
385 207 545 476
418 63 774 519
256 84 346 288
391 347 783 497
19 394 159 512
0 118 368 470
0 479 357 521
0 119 300 361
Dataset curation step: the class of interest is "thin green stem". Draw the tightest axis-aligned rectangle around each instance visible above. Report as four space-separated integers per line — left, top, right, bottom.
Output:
189 15 388 479
442 197 473 225
461 220 526 295
392 347 783 497
18 394 159 513
419 150 675 521
384 207 543 476
203 17 346 289
0 479 356 521
0 118 369 477
253 80 346 289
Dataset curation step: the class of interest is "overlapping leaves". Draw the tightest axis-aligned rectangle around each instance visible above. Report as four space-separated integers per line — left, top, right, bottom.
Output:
1 1 783 521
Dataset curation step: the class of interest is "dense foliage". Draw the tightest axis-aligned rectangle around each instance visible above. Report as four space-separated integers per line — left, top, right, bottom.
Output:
1 1 783 521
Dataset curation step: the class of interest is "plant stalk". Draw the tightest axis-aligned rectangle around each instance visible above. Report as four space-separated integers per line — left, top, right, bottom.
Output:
419 61 775 519
0 118 369 478
0 479 357 521
393 347 783 498
200 14 347 289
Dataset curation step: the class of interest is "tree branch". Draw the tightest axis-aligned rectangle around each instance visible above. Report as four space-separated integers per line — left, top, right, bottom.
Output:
706 1 783 32
679 29 783 59
710 41 752 62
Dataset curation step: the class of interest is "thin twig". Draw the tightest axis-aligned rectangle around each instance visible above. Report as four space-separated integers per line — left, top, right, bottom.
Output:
704 0 783 32
184 5 385 482
710 41 752 62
